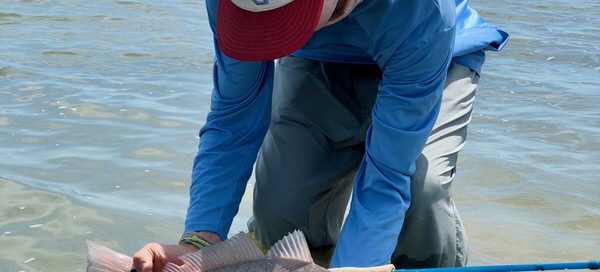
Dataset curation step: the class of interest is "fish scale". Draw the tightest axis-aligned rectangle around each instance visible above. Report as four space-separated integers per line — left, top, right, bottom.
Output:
197 260 314 272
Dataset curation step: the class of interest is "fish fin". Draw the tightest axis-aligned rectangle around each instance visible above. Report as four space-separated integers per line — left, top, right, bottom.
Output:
178 232 264 271
267 230 313 263
86 241 133 272
328 264 396 272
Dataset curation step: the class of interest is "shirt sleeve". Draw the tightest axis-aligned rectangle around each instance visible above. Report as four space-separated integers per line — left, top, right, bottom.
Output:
330 27 456 268
184 0 274 239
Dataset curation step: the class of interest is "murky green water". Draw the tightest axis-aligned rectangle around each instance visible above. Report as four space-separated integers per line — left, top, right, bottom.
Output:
1 0 599 271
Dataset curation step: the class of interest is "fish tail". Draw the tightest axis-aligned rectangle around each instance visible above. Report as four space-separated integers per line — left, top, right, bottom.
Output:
86 241 133 272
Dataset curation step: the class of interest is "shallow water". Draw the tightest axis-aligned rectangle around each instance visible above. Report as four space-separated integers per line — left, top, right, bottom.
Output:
1 0 599 271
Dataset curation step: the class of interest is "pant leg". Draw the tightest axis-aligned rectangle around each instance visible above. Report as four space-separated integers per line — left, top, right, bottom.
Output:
391 63 479 268
249 58 478 268
247 57 376 267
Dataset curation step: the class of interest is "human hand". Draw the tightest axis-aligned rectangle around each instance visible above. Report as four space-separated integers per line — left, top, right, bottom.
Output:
132 243 196 272
132 231 222 272
329 264 395 272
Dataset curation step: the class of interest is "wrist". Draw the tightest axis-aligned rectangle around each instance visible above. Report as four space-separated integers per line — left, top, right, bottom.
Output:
178 242 200 252
179 231 221 249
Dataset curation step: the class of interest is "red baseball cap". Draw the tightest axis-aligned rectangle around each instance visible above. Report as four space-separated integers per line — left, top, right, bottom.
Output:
217 0 325 61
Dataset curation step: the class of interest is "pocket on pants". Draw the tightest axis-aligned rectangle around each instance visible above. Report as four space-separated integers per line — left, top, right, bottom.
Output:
438 166 456 188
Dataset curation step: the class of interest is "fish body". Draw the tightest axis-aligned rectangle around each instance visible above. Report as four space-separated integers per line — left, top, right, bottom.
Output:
87 230 329 272
180 259 324 272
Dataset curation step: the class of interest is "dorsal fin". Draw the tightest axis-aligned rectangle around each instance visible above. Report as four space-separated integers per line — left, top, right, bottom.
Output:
86 241 133 272
177 232 265 271
267 230 313 263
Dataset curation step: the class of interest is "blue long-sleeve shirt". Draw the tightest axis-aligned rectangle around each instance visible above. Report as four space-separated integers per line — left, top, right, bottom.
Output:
185 0 508 267
452 0 509 74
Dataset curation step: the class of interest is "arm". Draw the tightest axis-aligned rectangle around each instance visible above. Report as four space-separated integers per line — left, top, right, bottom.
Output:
330 22 456 268
185 43 273 239
132 1 273 270
184 0 274 240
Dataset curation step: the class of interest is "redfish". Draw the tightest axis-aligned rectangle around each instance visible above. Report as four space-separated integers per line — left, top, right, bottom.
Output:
87 230 330 272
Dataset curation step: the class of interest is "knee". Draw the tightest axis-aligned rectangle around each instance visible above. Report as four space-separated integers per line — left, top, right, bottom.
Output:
411 155 455 209
253 191 293 225
252 190 307 245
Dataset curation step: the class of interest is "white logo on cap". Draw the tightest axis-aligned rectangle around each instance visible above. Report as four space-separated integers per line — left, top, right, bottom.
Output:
230 0 295 12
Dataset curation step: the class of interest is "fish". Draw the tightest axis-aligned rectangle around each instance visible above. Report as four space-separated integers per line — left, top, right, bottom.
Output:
87 230 330 272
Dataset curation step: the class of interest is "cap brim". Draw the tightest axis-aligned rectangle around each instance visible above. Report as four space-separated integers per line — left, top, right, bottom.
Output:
217 0 324 61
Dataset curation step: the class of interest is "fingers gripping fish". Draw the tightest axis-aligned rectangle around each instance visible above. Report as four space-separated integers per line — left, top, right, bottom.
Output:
88 230 330 272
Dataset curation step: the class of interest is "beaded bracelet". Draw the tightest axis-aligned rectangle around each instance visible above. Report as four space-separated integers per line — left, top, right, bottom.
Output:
179 232 213 249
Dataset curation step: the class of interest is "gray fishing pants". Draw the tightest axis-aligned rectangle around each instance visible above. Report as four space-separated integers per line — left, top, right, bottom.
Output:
247 56 478 268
